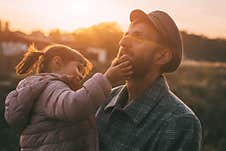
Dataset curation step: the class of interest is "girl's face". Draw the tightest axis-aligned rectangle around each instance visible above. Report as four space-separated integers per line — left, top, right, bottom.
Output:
60 60 85 82
60 61 85 89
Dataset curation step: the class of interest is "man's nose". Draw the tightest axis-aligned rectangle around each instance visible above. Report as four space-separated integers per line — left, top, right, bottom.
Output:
119 35 131 48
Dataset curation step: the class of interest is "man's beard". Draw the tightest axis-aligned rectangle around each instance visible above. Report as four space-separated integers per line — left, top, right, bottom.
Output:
132 60 152 80
117 47 153 80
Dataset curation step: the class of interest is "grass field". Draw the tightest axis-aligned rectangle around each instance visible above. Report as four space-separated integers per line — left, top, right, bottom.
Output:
166 61 226 151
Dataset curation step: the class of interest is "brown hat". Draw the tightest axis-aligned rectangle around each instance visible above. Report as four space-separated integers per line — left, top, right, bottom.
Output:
130 9 183 73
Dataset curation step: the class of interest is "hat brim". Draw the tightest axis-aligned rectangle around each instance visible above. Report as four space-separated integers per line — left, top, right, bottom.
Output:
130 9 157 26
130 9 149 22
130 9 160 36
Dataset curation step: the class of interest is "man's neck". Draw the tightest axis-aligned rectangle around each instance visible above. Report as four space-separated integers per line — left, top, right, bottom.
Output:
126 71 160 102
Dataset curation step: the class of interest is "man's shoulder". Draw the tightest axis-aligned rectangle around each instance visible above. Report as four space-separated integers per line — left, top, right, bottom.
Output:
160 90 200 123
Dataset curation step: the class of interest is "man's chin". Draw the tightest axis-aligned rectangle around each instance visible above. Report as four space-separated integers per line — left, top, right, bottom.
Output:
130 69 148 80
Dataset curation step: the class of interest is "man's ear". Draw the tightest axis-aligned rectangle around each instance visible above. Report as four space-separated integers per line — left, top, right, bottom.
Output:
154 48 172 65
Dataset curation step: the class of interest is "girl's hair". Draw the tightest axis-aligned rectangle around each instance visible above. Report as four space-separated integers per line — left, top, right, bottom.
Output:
16 44 93 77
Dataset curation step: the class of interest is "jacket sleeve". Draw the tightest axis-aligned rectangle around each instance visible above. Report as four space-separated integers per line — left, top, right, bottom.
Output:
155 114 202 151
42 73 112 122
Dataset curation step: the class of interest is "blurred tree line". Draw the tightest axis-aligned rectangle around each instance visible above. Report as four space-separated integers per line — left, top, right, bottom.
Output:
0 22 226 151
48 22 123 62
49 24 226 64
181 31 226 62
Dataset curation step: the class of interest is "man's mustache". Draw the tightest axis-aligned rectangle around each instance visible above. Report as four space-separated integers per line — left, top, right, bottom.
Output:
117 47 132 58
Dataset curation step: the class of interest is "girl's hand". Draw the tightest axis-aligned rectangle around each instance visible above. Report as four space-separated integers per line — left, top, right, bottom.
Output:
66 67 84 90
104 55 133 86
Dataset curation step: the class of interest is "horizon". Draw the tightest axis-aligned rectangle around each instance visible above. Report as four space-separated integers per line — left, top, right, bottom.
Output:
0 0 226 39
1 21 224 41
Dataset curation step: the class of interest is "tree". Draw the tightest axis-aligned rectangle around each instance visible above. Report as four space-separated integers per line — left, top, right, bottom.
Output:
48 29 62 42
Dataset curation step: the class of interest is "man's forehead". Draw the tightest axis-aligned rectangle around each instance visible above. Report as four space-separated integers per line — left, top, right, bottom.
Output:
128 21 158 34
127 20 164 44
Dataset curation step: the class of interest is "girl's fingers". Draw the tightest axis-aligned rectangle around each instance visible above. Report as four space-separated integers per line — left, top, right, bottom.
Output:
119 70 133 79
111 55 127 66
117 55 131 64
121 65 133 72
115 60 131 69
123 71 133 76
111 58 119 66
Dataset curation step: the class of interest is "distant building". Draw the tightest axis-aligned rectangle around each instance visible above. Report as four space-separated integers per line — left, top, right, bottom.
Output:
0 20 11 32
1 41 27 56
86 47 107 63
30 31 46 39
4 21 10 32
61 33 75 42
0 20 2 32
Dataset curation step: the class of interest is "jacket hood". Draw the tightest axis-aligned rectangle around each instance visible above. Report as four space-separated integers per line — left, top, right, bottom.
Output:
4 73 74 133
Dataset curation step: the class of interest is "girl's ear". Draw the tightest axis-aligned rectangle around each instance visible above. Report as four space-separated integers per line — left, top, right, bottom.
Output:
51 56 63 70
154 48 172 65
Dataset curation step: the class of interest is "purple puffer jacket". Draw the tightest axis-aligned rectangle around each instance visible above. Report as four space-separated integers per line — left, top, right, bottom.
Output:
5 73 111 151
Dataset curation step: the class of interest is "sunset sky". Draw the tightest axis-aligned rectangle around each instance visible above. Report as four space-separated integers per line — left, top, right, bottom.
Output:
0 0 226 38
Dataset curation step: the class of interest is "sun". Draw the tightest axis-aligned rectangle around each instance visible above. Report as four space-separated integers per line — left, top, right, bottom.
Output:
0 0 120 33
48 0 96 31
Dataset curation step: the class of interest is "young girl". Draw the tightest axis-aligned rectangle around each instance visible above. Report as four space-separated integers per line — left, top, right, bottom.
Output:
4 44 133 151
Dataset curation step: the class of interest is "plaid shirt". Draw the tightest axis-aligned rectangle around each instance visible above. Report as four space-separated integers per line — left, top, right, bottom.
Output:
97 76 202 151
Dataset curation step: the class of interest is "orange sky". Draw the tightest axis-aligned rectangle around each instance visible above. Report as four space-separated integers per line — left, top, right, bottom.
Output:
0 0 226 39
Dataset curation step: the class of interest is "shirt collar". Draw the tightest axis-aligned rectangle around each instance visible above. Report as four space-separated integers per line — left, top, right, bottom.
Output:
104 85 127 110
104 75 169 125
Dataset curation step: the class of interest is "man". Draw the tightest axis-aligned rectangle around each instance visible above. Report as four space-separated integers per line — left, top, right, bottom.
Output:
97 9 202 151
